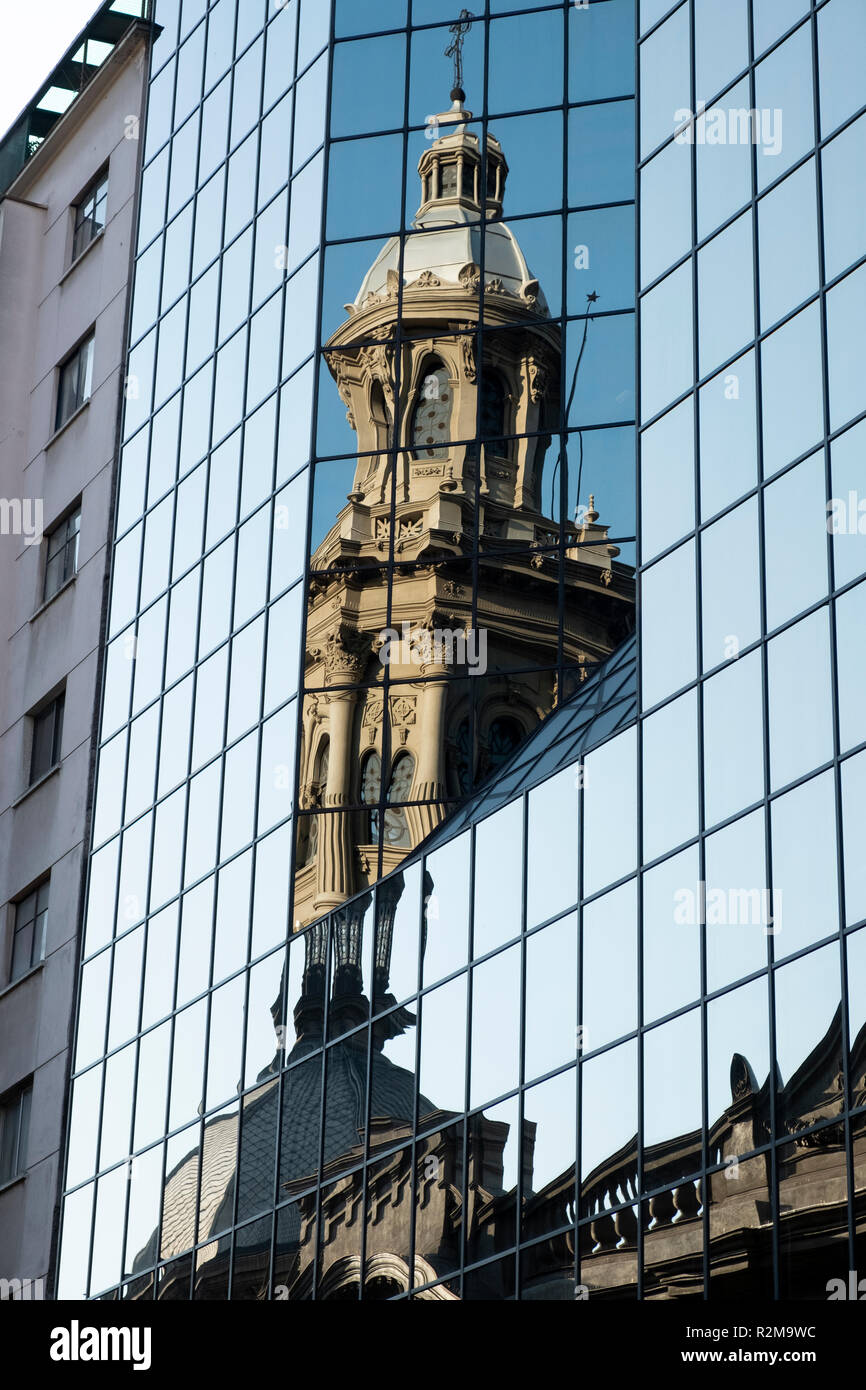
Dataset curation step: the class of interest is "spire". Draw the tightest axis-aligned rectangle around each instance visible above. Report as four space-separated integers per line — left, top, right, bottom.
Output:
416 12 507 224
445 9 473 104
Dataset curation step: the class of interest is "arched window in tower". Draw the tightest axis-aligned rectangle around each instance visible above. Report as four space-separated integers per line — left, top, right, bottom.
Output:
301 741 329 865
370 380 391 453
382 752 416 848
411 361 452 460
484 717 522 778
360 750 382 842
440 159 458 196
469 370 509 460
450 719 472 796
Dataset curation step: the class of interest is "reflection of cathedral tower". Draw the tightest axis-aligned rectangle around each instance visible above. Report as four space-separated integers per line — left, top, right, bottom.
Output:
295 91 634 928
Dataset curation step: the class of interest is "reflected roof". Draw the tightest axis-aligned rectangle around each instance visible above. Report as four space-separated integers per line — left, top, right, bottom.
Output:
0 1 151 196
354 208 544 310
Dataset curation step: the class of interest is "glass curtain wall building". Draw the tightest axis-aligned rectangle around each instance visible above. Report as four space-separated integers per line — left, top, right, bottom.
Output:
57 0 866 1301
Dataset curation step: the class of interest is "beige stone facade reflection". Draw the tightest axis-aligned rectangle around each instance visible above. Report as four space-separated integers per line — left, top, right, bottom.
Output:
295 100 635 928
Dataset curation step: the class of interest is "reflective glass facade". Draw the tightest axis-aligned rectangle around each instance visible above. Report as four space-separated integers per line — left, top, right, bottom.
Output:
58 0 866 1303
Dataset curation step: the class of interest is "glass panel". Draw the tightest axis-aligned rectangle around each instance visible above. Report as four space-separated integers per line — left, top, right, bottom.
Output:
522 1068 576 1257
641 689 698 861
705 808 769 991
100 1042 136 1170
696 77 752 242
641 0 678 35
847 926 866 1103
754 25 813 192
640 3 689 159
58 1186 94 1300
771 772 840 959
422 833 470 989
774 942 842 1134
836 580 866 753
581 1039 637 1214
77 948 110 1068
758 159 818 331
583 726 637 898
568 100 635 208
702 649 764 828
526 766 579 928
568 0 634 102
141 903 177 1029
581 879 637 1054
66 1066 102 1189
760 303 824 479
842 751 866 928
694 0 747 103
640 398 694 562
91 1165 128 1297
469 943 520 1110
473 799 523 957
768 609 833 791
830 419 866 589
701 497 760 671
699 350 757 519
697 212 754 378
524 914 577 1084
640 263 693 423
643 1007 701 1153
641 541 696 706
490 10 564 114
643 843 701 1024
822 114 866 281
764 450 828 631
827 263 866 434
108 926 144 1050
641 137 691 288
753 0 808 56
818 0 866 139
419 974 467 1122
708 976 769 1133
124 1143 163 1282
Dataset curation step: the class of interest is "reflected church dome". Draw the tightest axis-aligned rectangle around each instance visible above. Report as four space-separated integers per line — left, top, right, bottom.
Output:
350 98 548 315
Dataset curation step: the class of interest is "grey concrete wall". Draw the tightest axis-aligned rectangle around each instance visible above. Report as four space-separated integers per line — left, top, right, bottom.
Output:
0 27 148 1293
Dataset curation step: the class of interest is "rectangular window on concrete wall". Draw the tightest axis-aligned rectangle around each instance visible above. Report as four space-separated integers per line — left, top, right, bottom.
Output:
29 692 65 785
43 506 81 603
55 334 95 432
71 170 109 261
9 881 49 983
0 1086 31 1185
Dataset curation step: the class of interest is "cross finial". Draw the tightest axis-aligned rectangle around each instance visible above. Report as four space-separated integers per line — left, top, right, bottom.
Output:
445 9 473 101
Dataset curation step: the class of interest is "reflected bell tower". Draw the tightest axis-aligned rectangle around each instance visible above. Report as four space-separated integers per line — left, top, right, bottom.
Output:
295 59 634 930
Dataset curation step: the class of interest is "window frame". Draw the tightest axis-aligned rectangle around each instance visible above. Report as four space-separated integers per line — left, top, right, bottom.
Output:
9 880 49 984
55 333 95 433
0 1085 32 1187
29 692 65 786
410 358 453 461
43 504 82 603
71 168 109 263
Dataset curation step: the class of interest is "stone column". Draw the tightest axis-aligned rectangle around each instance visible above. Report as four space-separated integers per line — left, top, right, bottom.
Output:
412 666 450 840
315 687 358 914
313 629 369 915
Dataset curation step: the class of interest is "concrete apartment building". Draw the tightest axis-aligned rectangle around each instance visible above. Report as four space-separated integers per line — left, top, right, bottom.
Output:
0 5 152 1295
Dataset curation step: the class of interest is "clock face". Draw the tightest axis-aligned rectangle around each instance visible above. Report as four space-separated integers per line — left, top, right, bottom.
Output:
412 366 452 459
